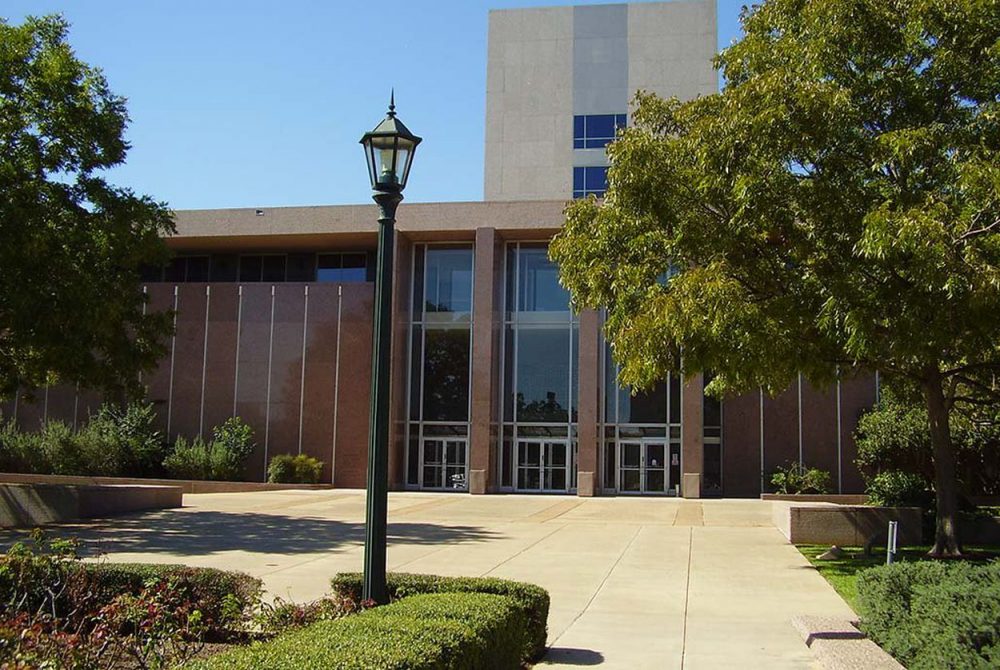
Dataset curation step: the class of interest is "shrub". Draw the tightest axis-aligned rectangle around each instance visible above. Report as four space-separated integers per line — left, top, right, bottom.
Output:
256 595 367 635
164 418 258 481
0 402 167 478
267 454 323 484
857 561 1000 669
187 592 525 670
330 572 550 662
770 462 832 494
69 562 262 637
866 470 933 508
212 417 256 479
0 420 49 473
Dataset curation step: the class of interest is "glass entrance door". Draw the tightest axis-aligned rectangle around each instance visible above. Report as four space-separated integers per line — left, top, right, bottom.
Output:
618 440 670 494
421 438 468 490
516 439 571 492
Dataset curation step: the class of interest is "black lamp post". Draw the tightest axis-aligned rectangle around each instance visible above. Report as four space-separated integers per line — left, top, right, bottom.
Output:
359 93 421 605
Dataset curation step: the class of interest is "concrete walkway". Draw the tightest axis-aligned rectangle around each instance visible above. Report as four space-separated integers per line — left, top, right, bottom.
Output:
9 491 853 668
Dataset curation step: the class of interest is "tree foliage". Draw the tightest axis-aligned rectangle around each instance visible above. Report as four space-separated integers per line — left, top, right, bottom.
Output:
0 15 174 399
551 0 1000 555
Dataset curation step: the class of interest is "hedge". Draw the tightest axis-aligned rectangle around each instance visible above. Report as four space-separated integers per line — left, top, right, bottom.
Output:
186 592 524 670
857 561 1000 669
71 563 262 637
330 572 550 661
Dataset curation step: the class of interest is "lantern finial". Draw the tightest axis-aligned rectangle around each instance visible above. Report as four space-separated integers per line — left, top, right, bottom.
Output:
388 89 396 118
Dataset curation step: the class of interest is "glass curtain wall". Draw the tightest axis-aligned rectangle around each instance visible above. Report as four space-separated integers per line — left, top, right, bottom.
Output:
498 243 579 493
601 337 683 496
405 245 474 491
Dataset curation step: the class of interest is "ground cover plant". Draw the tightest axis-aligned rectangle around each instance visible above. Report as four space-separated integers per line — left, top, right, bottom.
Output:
856 560 1000 669
187 592 528 670
798 544 1000 612
331 571 551 662
0 531 263 669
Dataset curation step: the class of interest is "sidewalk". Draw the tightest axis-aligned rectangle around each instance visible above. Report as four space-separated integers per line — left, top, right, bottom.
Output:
16 492 853 669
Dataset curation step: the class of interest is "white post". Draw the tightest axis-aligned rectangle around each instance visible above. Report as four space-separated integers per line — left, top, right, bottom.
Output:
887 520 898 564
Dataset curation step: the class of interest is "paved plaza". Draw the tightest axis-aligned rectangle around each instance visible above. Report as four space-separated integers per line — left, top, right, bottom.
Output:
14 491 853 668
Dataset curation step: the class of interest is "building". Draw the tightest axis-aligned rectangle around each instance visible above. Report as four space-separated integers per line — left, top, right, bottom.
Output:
1 1 876 497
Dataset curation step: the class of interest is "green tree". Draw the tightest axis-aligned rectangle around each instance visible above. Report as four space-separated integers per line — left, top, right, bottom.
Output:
0 15 174 399
551 0 1000 556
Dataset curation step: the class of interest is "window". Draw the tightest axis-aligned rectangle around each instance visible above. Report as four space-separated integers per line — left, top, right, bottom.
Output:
317 253 368 282
573 166 608 199
162 256 209 282
573 114 627 149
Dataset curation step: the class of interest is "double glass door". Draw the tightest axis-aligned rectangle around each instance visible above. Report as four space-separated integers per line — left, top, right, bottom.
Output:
421 438 468 490
516 439 571 492
619 440 675 494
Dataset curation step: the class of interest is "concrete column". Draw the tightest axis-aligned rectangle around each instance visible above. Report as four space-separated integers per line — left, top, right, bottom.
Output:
576 309 600 496
681 371 704 498
469 227 500 494
388 234 413 490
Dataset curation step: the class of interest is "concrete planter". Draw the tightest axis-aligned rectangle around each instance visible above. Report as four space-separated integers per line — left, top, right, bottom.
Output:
0 483 182 528
773 502 922 546
0 472 332 494
762 493 869 505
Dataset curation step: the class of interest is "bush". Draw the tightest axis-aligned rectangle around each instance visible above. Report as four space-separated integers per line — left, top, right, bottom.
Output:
857 561 1000 669
0 402 167 478
330 572 550 662
187 592 525 670
267 454 323 484
855 392 1000 497
212 417 256 479
69 563 262 637
866 470 933 508
0 420 50 473
770 462 832 494
164 418 257 481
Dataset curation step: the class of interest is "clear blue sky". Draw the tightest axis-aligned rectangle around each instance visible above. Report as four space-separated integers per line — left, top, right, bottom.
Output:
4 1 748 210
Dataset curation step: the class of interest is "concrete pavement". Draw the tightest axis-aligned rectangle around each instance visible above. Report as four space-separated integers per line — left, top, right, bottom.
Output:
8 491 852 668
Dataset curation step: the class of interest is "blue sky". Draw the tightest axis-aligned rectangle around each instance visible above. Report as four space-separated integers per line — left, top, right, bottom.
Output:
4 1 748 210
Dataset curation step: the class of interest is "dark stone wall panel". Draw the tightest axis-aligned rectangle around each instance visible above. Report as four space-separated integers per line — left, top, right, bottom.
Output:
722 390 760 497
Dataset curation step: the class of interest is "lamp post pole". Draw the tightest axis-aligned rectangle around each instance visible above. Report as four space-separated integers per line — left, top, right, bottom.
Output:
362 189 401 605
359 96 421 605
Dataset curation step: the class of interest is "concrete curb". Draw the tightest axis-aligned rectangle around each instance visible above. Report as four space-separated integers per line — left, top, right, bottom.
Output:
791 615 904 670
0 483 183 528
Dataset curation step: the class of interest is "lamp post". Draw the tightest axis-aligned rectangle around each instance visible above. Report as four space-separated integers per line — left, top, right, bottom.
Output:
359 93 421 605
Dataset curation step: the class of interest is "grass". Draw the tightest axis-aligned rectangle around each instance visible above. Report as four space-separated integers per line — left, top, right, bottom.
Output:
797 544 1000 612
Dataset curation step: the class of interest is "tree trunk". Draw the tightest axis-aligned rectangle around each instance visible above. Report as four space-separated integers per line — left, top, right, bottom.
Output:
923 373 963 557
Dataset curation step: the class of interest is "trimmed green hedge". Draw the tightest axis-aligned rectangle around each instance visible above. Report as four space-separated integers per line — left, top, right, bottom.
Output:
857 561 1000 669
72 563 261 636
330 572 550 661
186 592 524 669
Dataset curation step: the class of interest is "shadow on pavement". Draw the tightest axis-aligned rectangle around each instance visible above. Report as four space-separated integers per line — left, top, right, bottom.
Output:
542 648 605 665
0 509 500 557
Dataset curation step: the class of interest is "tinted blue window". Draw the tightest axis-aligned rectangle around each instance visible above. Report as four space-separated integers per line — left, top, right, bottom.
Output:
317 253 368 283
573 166 608 199
573 114 627 150
585 166 607 191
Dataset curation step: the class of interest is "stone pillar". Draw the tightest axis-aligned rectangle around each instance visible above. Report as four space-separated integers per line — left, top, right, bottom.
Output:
469 228 501 494
388 234 412 490
576 309 601 496
681 372 704 498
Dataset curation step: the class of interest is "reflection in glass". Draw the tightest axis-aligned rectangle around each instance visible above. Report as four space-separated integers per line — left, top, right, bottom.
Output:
423 248 473 314
517 246 570 313
422 328 470 422
515 328 569 422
